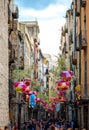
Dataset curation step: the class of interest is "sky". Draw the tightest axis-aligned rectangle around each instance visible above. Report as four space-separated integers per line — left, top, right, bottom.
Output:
15 0 72 57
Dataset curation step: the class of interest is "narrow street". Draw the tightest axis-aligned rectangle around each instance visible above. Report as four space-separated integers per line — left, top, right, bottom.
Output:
0 0 89 130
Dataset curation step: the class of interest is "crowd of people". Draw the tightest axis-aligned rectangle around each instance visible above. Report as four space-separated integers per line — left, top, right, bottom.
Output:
21 117 88 130
0 117 86 130
20 118 79 130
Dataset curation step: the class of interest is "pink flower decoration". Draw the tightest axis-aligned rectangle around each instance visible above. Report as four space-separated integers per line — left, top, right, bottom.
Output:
23 78 31 86
33 91 38 96
13 81 20 88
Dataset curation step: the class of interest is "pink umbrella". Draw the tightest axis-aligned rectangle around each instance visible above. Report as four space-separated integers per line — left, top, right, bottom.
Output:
33 91 38 96
57 91 64 96
36 98 41 103
60 71 73 81
23 78 31 86
60 71 73 77
56 82 70 91
56 79 64 83
13 81 20 88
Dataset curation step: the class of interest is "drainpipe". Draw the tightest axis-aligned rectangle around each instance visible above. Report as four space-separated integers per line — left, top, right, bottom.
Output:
73 0 76 56
79 0 81 129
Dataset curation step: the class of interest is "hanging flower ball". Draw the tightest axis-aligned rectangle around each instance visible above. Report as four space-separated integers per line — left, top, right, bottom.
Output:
56 82 70 91
57 91 64 96
57 91 65 99
22 84 27 92
13 81 20 88
50 97 55 101
56 79 64 83
56 81 70 87
23 78 31 86
25 86 30 93
15 87 22 93
58 86 68 90
56 79 64 87
33 91 38 96
36 97 41 104
26 94 30 100
60 71 73 77
61 97 66 102
58 97 66 102
14 82 27 93
29 91 33 95
60 71 73 81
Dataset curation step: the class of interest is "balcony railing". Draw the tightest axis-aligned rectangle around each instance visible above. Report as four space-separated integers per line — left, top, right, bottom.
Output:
12 4 19 19
81 30 87 49
76 33 81 51
81 0 86 7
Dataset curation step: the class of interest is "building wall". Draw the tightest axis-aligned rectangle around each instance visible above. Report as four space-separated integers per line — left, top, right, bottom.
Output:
24 26 32 69
80 1 89 129
0 0 9 127
86 0 89 95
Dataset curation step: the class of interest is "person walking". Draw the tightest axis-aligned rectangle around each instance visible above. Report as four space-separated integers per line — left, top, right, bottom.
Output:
4 126 9 130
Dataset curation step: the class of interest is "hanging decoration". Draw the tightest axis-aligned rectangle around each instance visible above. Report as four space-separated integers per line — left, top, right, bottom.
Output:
75 84 81 100
14 82 27 93
29 93 36 108
23 78 31 86
56 82 70 91
60 71 74 81
13 69 74 113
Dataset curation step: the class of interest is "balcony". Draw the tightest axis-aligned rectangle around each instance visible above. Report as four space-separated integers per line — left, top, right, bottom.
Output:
81 30 87 49
12 4 19 19
72 58 77 65
81 0 86 7
72 52 77 65
76 33 81 51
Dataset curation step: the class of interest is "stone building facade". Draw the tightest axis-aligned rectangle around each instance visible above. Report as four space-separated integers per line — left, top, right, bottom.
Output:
60 0 89 129
0 0 9 128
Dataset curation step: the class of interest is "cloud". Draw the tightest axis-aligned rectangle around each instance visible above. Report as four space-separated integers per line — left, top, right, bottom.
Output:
18 2 68 56
19 4 67 20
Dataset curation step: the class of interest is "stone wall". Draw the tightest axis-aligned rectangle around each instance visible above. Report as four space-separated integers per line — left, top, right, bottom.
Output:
0 0 9 128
